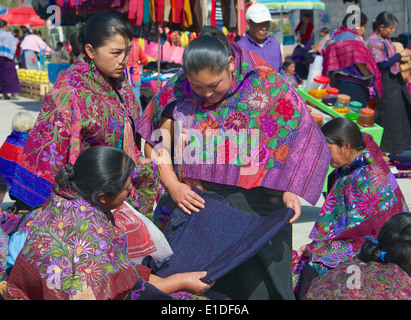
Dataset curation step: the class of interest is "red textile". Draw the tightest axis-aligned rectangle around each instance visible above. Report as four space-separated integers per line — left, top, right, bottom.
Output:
321 26 382 98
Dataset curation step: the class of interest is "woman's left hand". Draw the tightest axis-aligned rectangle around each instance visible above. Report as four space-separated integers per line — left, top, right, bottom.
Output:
283 191 301 223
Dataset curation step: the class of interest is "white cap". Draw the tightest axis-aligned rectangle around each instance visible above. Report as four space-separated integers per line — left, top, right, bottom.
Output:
246 3 274 23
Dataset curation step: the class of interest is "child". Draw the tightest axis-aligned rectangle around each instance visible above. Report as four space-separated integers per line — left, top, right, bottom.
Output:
282 58 302 88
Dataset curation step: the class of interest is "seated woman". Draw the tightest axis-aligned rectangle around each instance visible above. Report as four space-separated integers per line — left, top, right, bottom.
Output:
303 212 411 300
6 146 212 300
292 118 409 298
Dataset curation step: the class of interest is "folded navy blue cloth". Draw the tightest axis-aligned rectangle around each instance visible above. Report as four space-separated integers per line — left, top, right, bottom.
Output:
154 190 294 284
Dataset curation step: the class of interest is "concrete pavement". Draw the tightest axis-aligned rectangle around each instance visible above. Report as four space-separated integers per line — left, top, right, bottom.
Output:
1 95 411 251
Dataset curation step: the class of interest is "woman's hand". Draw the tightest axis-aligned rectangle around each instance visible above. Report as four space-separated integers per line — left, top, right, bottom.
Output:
283 191 301 223
296 244 309 257
173 271 213 295
137 156 153 165
168 181 205 214
400 48 411 57
149 271 213 295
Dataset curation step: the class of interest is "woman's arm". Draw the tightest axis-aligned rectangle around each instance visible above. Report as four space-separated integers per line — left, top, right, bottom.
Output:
144 117 205 214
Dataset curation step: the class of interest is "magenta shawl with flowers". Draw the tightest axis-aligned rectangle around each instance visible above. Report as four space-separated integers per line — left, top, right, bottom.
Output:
12 54 163 216
137 42 331 205
321 26 382 97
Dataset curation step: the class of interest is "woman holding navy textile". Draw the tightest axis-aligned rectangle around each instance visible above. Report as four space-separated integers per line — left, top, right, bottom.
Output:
137 26 331 300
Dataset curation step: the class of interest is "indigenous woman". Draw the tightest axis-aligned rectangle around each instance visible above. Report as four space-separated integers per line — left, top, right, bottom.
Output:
0 112 35 214
366 11 411 155
137 26 331 300
0 20 21 100
303 212 411 300
11 12 159 218
6 146 212 300
293 118 409 299
321 12 382 108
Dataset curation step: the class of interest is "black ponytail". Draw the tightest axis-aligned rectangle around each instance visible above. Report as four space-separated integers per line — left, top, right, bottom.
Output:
358 212 411 276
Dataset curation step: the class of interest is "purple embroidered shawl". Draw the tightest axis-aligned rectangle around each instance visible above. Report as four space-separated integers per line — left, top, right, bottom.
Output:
137 42 331 205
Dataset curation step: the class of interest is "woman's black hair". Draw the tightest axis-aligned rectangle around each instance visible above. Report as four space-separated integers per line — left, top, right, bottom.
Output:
71 11 133 57
321 117 365 151
0 20 7 28
358 212 411 277
372 11 399 32
183 26 231 75
55 146 135 222
0 175 8 196
342 11 368 28
320 27 330 34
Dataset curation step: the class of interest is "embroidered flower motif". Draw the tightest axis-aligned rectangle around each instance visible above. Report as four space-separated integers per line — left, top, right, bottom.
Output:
369 165 388 188
273 143 290 162
197 117 220 138
78 259 107 287
247 91 270 110
50 214 71 238
42 144 64 167
223 112 249 131
249 142 270 166
44 257 71 290
259 114 279 138
354 190 382 218
276 98 295 121
69 236 94 264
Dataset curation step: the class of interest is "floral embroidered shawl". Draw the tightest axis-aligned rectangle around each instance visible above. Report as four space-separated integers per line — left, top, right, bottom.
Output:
366 31 401 75
303 256 411 300
296 134 408 275
321 26 382 97
14 53 161 217
0 228 8 282
137 42 331 205
6 182 151 300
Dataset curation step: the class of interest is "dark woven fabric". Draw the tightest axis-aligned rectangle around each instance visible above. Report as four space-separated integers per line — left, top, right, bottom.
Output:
155 190 294 285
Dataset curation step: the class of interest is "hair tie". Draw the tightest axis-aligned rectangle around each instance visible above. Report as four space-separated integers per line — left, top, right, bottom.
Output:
380 251 387 262
364 235 379 245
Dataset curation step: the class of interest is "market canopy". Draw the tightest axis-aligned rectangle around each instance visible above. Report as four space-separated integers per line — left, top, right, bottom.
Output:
0 4 7 15
0 6 45 28
258 0 325 12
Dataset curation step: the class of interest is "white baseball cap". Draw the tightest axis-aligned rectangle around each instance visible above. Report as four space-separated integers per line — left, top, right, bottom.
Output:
246 3 274 23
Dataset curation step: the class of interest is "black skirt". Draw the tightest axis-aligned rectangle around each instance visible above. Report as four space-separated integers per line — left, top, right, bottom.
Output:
375 72 411 154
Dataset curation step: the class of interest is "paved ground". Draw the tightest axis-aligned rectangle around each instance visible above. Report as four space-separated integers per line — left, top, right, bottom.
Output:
1 95 411 251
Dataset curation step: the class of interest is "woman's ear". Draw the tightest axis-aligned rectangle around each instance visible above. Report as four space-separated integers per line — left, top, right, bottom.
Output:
84 44 95 60
96 193 107 205
228 56 235 73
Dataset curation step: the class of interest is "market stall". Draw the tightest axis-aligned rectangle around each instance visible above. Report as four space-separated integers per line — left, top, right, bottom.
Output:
297 87 384 192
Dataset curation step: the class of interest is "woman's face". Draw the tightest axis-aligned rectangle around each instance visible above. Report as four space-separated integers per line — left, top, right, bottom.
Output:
85 33 131 82
378 23 396 38
99 176 132 212
327 143 353 168
186 57 235 106
357 24 367 36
